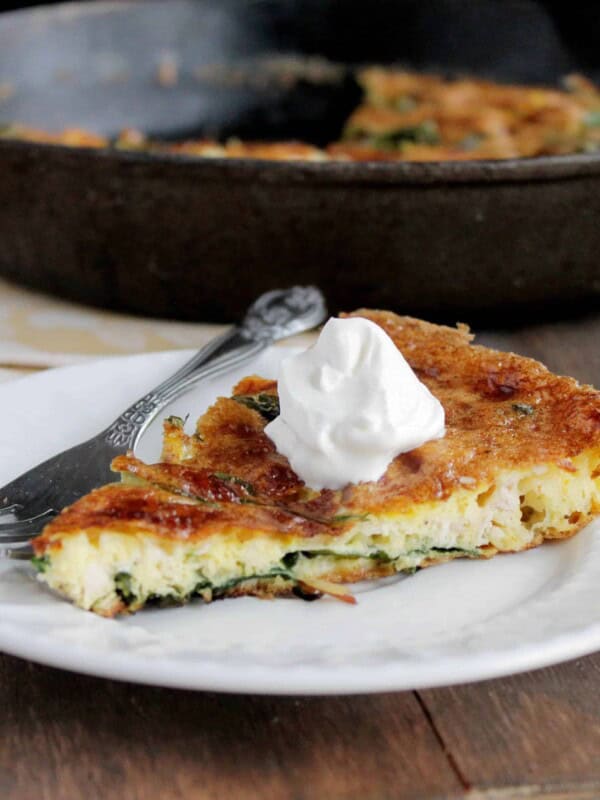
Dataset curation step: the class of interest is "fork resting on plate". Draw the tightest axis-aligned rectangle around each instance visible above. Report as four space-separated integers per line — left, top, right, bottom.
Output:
0 286 326 557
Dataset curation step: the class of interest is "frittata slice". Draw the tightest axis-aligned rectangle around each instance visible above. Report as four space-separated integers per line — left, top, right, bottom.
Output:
32 311 600 616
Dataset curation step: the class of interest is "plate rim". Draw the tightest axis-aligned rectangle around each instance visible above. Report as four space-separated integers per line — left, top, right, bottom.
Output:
0 348 599 695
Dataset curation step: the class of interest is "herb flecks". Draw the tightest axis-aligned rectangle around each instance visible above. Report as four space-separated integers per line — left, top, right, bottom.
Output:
213 570 291 596
395 96 417 112
114 572 137 604
281 545 479 570
361 121 441 149
31 555 50 573
165 415 187 429
282 548 391 566
512 402 535 416
212 472 256 496
331 513 370 524
233 393 280 422
282 552 300 569
585 110 600 127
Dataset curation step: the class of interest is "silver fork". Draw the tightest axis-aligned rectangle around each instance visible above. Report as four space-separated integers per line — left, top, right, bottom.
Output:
0 286 326 557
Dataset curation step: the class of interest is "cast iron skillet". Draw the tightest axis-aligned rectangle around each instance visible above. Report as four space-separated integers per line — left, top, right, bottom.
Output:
0 0 599 322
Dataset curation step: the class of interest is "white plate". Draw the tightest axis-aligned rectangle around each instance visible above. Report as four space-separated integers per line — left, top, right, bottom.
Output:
0 348 599 695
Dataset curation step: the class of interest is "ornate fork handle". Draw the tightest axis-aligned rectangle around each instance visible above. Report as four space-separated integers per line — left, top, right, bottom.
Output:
103 332 263 449
104 394 165 449
103 286 326 451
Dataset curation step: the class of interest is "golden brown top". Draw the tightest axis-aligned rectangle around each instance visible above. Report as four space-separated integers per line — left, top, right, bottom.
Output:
113 310 600 520
33 482 330 553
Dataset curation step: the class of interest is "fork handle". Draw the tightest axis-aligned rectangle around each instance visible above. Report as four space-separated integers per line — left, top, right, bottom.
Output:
102 285 327 451
103 327 266 450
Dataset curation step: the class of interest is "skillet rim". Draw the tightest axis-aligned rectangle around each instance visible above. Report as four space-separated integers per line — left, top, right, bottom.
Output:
3 137 600 186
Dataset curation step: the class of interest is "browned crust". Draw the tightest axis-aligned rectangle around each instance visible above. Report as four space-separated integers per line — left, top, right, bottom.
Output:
33 483 332 554
114 311 600 519
95 597 128 618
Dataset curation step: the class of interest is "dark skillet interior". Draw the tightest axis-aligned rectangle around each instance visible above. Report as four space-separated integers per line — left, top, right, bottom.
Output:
2 0 600 143
0 0 599 323
0 0 364 144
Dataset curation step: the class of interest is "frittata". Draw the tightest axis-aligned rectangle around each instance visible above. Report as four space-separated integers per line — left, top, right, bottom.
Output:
32 311 600 616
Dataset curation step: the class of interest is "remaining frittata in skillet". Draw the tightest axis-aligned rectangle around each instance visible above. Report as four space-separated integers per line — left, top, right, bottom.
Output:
32 311 600 616
4 70 600 161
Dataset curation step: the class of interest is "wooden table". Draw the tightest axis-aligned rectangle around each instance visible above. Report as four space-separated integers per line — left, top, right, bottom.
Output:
2 313 600 800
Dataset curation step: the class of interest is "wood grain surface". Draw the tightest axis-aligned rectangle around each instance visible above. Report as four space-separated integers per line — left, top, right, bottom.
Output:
1 313 600 800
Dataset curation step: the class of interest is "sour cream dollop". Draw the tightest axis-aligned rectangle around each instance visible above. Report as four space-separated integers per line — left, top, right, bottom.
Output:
265 317 445 490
